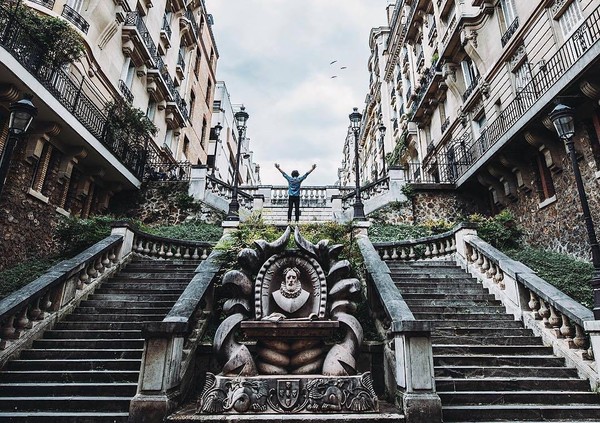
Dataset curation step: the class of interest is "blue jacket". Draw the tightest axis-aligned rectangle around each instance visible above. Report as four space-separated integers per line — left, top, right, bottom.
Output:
283 173 309 196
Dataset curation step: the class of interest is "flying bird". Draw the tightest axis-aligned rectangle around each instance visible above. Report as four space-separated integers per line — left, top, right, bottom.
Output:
330 60 337 65
340 66 347 70
331 76 338 79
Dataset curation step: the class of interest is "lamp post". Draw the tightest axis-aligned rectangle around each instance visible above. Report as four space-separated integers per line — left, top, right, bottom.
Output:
378 118 387 177
0 96 37 197
225 106 249 221
349 107 365 220
211 122 222 176
549 103 600 319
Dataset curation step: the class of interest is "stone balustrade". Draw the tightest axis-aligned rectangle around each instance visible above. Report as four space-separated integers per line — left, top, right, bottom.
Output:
455 229 600 390
0 234 123 365
133 231 212 261
372 226 458 262
357 236 442 423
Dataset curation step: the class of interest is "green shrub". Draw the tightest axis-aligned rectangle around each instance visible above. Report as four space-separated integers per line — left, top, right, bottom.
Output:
56 215 118 257
146 221 222 242
506 247 594 308
0 258 62 299
468 210 522 249
368 223 431 243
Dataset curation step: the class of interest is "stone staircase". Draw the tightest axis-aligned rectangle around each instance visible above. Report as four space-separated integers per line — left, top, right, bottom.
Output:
390 260 600 422
259 205 334 225
0 258 199 423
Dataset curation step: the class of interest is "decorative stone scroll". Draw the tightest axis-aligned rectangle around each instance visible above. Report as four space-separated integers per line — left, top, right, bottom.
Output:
202 226 374 414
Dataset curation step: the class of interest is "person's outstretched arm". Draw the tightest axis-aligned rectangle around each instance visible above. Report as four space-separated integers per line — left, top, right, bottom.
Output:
275 163 285 175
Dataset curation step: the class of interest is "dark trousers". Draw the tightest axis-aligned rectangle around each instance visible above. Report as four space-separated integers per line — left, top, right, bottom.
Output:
287 195 300 221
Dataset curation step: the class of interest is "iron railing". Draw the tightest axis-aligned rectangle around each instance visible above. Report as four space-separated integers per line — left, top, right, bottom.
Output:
184 8 200 38
30 0 54 9
410 66 439 115
445 6 600 183
501 17 519 47
177 51 186 73
118 79 134 104
61 4 89 34
144 161 191 182
124 12 158 64
441 117 451 133
0 5 148 179
462 75 480 102
161 14 172 40
404 162 456 184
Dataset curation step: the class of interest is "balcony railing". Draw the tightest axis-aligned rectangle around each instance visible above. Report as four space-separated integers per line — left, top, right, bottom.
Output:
61 4 89 34
30 0 55 9
161 14 172 40
443 6 600 183
441 116 451 133
144 161 191 182
177 51 186 73
118 79 134 104
184 8 200 38
0 5 148 179
410 66 439 115
462 75 480 102
501 18 519 47
124 12 158 64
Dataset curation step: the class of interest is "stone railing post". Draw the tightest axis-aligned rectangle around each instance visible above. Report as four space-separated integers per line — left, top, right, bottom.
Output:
253 194 264 213
110 222 136 262
453 223 477 264
188 165 208 201
388 166 407 202
584 321 600 375
331 194 343 222
129 322 186 423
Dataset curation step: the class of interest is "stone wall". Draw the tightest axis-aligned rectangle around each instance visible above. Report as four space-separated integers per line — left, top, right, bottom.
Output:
368 185 487 226
109 181 224 226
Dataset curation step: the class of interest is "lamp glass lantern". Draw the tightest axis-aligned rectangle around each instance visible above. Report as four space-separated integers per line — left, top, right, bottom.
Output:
214 122 223 139
549 103 575 141
349 107 362 132
235 106 249 131
9 97 38 135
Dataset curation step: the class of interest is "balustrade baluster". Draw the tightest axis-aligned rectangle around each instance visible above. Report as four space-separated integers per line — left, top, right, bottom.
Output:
466 244 474 262
183 247 191 259
560 314 575 344
439 240 446 255
409 246 416 259
29 297 42 321
528 290 541 319
548 305 561 333
391 247 399 260
174 246 182 259
481 256 490 273
149 241 157 256
94 258 104 275
15 307 32 334
201 249 208 260
425 243 431 257
539 300 550 326
102 252 111 269
87 261 98 279
39 290 52 319
0 316 16 347
495 269 505 289
573 324 587 350
136 239 144 252
382 248 390 260
108 247 117 264
78 268 89 288
400 247 408 260
166 243 174 258
432 241 439 256
192 247 200 260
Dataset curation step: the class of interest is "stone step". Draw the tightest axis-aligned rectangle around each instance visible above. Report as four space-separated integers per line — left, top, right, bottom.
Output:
433 345 553 355
44 330 142 340
54 321 144 331
0 370 139 383
94 288 184 295
75 306 172 315
80 300 175 309
412 312 515 321
109 272 195 278
102 281 190 289
435 377 590 392
438 390 600 405
402 293 496 301
4 359 141 372
435 366 579 379
129 259 201 266
393 276 477 282
423 319 526 329
408 305 506 314
397 287 489 294
64 313 164 322
120 265 198 272
88 293 181 302
0 412 128 423
432 335 543 345
32 339 145 350
405 299 501 307
441 404 600 421
432 327 533 337
0 383 137 397
387 261 459 268
19 349 143 360
0 397 131 412
434 355 565 367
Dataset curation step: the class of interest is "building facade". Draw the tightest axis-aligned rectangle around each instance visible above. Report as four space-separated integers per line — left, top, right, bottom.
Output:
357 0 600 257
0 0 218 269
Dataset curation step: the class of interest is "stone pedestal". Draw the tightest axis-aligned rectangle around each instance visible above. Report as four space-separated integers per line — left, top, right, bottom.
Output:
584 320 600 374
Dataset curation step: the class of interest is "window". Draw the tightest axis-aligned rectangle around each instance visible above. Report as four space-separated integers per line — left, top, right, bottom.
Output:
194 47 201 78
201 117 207 149
473 114 488 153
461 58 479 88
206 80 212 104
558 0 583 37
533 151 556 202
189 91 196 121
31 142 53 196
164 129 174 153
146 100 157 122
66 0 83 12
213 100 222 112
500 0 517 28
182 136 190 159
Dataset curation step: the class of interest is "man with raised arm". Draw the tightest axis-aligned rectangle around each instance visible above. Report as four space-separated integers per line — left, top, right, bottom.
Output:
275 163 316 223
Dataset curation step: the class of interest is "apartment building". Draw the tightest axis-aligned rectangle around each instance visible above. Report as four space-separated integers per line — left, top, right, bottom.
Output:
0 0 218 269
362 0 600 256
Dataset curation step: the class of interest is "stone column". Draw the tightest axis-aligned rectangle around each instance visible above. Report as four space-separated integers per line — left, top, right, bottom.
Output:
453 224 478 264
110 222 136 261
129 322 186 423
188 165 208 201
388 166 407 202
584 320 600 375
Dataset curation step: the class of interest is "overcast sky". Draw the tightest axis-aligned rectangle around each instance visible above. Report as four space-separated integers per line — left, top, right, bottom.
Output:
204 0 391 186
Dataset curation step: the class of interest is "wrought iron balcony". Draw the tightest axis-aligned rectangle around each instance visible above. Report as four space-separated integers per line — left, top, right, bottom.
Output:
176 51 186 76
61 4 89 34
428 21 437 43
441 117 451 133
462 75 480 102
437 5 600 184
161 14 172 41
30 0 55 9
118 79 134 104
123 12 158 66
410 66 442 119
501 18 519 47
184 8 200 38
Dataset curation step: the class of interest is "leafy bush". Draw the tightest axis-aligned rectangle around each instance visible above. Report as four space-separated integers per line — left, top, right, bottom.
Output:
0 258 62 299
56 215 118 257
506 247 594 308
468 210 522 249
368 223 431 243
146 221 222 242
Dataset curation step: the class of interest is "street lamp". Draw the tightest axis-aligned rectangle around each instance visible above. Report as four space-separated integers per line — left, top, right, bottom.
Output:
549 103 600 319
349 107 365 220
211 122 222 176
0 96 37 197
378 118 387 177
225 106 249 221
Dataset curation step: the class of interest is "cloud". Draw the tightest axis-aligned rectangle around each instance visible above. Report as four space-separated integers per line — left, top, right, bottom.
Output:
205 0 389 185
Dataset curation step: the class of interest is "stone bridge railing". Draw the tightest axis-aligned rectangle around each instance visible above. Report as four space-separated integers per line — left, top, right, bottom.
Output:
188 166 409 222
371 223 600 390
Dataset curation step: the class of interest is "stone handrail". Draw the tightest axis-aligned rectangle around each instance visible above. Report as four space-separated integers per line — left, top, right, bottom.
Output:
458 232 599 389
129 243 225 423
357 236 441 423
0 234 124 366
